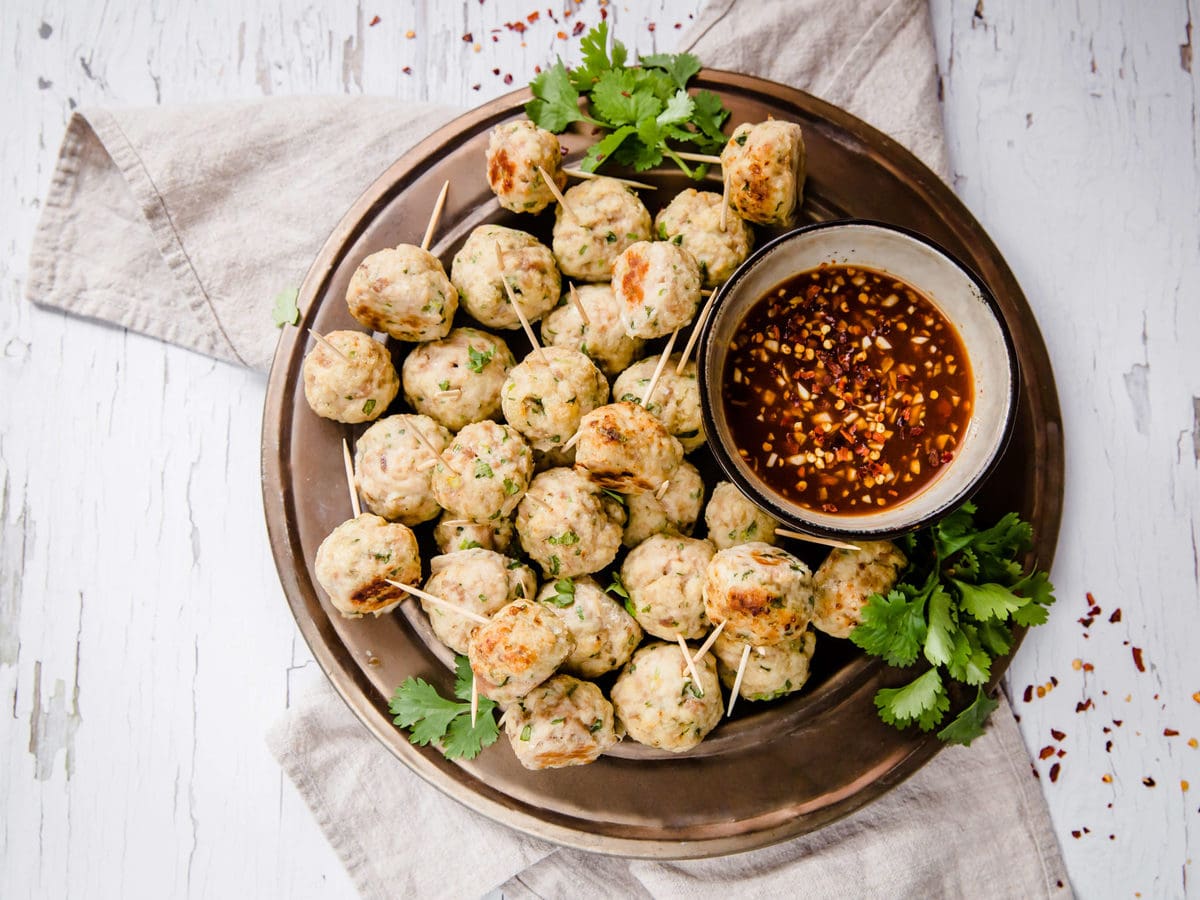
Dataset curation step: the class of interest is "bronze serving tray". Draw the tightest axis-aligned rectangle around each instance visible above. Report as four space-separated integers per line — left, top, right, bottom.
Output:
262 71 1064 857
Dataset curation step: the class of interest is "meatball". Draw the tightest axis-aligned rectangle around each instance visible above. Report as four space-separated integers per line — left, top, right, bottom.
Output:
612 241 702 339
720 120 807 227
431 421 533 522
345 244 457 342
611 642 722 753
504 675 620 770
552 178 652 281
451 225 560 329
422 549 537 655
313 514 420 618
536 576 643 678
612 354 705 452
540 283 646 376
501 347 609 452
486 120 566 214
654 189 754 287
704 542 814 645
621 534 714 640
353 414 450 525
812 541 908 638
622 460 705 547
713 630 816 702
516 467 623 578
433 512 515 555
402 327 516 432
302 331 398 424
468 599 574 705
573 401 683 494
704 481 779 550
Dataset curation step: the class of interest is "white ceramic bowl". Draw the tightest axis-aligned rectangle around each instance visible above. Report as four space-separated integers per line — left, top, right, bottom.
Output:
697 220 1019 540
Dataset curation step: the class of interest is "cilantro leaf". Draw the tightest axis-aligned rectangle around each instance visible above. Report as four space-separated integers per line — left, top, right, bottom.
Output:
932 501 978 558
850 589 927 667
580 125 637 173
443 707 502 759
467 345 494 373
946 623 992 685
605 572 629 599
271 287 300 328
570 21 626 90
657 89 695 127
640 51 702 89
592 69 662 126
923 585 956 666
689 90 730 145
874 668 950 732
544 578 576 607
526 61 588 132
953 580 1026 622
389 656 500 759
453 654 475 701
389 679 462 745
976 619 1014 657
937 687 1000 746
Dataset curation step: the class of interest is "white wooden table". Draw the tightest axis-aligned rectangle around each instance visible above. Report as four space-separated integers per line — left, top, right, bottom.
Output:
2 1 1196 896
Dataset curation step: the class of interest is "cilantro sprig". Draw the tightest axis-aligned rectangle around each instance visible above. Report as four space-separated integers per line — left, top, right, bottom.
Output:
851 502 1056 745
526 22 730 178
389 656 501 760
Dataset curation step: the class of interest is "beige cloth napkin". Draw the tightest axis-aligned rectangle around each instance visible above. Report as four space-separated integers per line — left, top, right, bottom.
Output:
27 0 1070 896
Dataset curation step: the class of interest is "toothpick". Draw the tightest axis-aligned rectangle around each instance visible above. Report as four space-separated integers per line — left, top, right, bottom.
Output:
563 167 657 190
673 150 723 165
562 430 581 453
676 290 720 375
568 282 590 326
341 438 362 518
654 480 671 501
720 171 729 233
435 388 462 399
691 619 727 665
641 329 679 407
308 329 349 363
470 674 479 727
494 242 550 367
440 519 472 527
417 458 438 472
775 527 861 552
384 579 491 625
538 166 579 221
522 492 553 513
420 179 451 252
727 643 752 717
677 634 705 696
413 427 458 475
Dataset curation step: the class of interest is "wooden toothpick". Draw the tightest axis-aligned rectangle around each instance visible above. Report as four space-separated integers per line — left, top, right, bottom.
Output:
413 426 458 475
435 388 462 399
677 634 705 696
470 674 479 727
420 180 451 252
673 150 723 165
563 167 657 190
676 289 720 375
308 329 349 363
654 480 671 501
691 619 727 665
341 438 362 518
537 166 579 221
568 282 590 326
384 579 491 625
416 458 438 472
719 170 730 233
494 242 550 367
727 643 752 717
775 527 861 552
561 430 582 453
641 329 680 407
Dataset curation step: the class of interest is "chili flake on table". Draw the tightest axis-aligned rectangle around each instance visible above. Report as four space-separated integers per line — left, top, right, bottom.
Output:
722 264 973 514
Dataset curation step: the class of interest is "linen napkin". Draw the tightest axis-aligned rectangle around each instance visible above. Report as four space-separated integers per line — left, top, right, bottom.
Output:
26 0 1071 896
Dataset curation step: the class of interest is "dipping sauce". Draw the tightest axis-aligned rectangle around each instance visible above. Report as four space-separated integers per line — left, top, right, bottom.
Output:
723 265 973 515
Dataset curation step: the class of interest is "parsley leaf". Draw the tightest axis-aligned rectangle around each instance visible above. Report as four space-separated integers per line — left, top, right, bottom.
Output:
605 572 629 599
937 687 1000 746
874 668 950 732
389 656 500 760
271 287 300 327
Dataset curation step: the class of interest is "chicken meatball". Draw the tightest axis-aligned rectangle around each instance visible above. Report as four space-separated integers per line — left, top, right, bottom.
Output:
573 401 683 494
433 512 516 555
345 244 457 342
313 514 420 618
422 549 537 655
654 189 754 287
621 534 714 640
720 120 807 227
353 414 450 525
501 347 609 452
713 630 816 702
612 241 702 339
812 541 908 638
431 421 533 522
516 467 623 578
540 283 646 376
622 460 705 547
704 542 814 645
468 599 575 705
486 120 566 214
504 675 620 770
402 327 515 432
451 225 560 329
552 178 652 281
536 576 643 678
704 481 779 550
302 331 398 424
612 354 705 452
611 642 722 753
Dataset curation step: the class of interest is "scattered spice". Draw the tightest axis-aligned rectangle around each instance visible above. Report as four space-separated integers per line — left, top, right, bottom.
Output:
572 20 586 35
1109 608 1122 623
1051 728 1066 741
1132 646 1145 672
503 73 514 84
1183 780 1190 792
1102 773 1113 783
1076 698 1094 712
1142 776 1156 787
1039 745 1056 760
402 66 413 75
1165 728 1180 737
369 15 381 26
1049 763 1061 783
1189 738 1198 748
405 29 416 39
1023 685 1033 703
462 32 473 42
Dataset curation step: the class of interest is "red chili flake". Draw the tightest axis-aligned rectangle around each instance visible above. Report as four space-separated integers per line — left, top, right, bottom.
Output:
600 7 607 19
1103 726 1111 733
1083 662 1095 672
1113 719 1124 727
503 73 513 84
1089 605 1101 616
1105 740 1113 752
1143 776 1156 787
1071 830 1082 839
492 35 499 42
1078 616 1095 627
402 66 413 74
527 10 540 22
1050 676 1059 687
572 20 586 35
534 64 541 73
1109 834 1116 840
1076 698 1094 713
492 68 500 75
1023 685 1033 703
462 32 474 42
1086 591 1096 605
1039 745 1056 760
1051 728 1066 741
1057 749 1066 757
557 30 567 39
1109 608 1122 623
1132 647 1145 672
1083 827 1091 834
647 22 656 31
369 15 381 26
675 22 682 28
472 83 481 91
1165 728 1180 736
1049 763 1061 783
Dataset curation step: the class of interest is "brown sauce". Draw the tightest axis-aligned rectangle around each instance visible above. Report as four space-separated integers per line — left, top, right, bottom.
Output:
723 265 973 515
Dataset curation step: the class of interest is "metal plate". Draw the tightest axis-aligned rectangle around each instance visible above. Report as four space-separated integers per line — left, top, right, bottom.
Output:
261 70 1064 858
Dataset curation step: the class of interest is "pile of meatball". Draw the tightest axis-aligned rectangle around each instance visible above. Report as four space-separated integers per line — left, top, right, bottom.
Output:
303 116 905 771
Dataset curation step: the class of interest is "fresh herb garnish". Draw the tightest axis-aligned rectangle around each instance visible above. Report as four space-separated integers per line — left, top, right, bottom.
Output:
474 460 494 478
545 578 576 607
362 398 376 416
388 656 501 760
526 22 730 179
271 287 300 327
467 345 494 373
601 488 626 506
851 502 1056 745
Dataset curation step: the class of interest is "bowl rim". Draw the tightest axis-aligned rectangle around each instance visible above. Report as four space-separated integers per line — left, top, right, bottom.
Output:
697 217 1021 541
